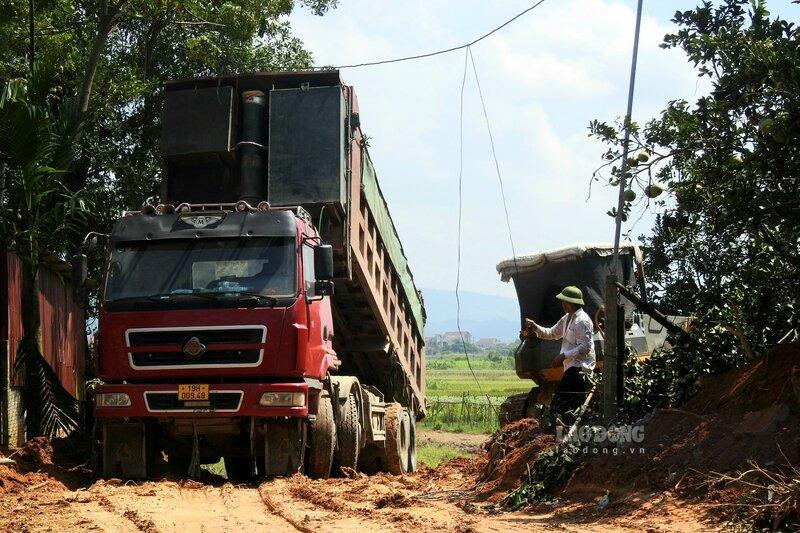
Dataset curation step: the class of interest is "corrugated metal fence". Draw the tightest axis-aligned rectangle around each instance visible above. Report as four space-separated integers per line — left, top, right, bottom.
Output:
2 251 86 398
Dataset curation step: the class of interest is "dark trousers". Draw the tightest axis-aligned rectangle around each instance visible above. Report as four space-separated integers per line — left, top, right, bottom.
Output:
551 366 589 426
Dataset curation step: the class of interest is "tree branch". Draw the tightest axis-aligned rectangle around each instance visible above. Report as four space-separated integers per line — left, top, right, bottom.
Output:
78 0 125 113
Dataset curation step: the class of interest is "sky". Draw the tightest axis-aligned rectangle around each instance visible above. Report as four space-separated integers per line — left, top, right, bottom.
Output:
289 0 797 299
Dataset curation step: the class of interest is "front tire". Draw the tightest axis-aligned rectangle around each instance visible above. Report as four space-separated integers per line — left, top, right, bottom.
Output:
306 391 336 479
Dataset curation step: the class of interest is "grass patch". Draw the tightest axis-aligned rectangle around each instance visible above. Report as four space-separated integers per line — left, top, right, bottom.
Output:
201 458 226 477
421 356 534 434
426 370 531 397
417 443 473 468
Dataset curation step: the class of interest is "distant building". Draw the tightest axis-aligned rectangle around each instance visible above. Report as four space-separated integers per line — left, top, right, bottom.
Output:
424 334 445 349
475 337 502 350
441 331 472 344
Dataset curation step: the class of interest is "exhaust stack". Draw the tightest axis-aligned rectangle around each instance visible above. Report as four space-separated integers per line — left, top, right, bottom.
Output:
238 90 267 204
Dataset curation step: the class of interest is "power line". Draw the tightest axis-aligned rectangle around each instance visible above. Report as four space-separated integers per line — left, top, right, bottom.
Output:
333 0 549 69
467 47 520 277
454 47 497 414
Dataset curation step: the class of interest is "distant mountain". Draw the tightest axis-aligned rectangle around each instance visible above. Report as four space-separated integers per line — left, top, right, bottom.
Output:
421 288 521 341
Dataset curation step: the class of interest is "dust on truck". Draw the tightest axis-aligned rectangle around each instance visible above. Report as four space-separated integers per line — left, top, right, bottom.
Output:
91 71 426 479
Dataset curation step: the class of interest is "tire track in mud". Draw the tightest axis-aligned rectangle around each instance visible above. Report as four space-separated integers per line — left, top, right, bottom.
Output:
81 479 295 532
258 487 317 533
257 474 478 532
93 490 161 532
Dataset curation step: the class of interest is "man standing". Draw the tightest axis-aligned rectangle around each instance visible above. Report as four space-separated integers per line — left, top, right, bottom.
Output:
525 286 595 426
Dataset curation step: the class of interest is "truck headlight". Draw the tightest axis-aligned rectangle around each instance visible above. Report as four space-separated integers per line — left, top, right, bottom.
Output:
96 393 132 407
259 391 305 407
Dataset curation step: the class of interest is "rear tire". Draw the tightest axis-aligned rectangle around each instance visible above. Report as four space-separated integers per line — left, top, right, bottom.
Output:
306 392 336 479
332 391 361 476
384 402 410 475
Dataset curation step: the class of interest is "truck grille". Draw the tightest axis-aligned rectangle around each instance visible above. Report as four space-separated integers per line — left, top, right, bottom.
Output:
144 391 243 412
126 326 265 368
128 329 263 346
131 349 261 367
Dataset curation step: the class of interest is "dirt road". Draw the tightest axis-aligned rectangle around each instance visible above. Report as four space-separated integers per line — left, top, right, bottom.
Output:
1 432 715 533
1 468 713 533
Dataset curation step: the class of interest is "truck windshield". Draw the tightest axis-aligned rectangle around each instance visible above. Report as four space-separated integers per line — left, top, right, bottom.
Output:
104 238 297 307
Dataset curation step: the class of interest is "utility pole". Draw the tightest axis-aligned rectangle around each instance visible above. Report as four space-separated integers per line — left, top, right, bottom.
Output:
604 0 644 422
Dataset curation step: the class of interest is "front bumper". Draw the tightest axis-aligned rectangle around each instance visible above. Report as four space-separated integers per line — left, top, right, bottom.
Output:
94 382 309 419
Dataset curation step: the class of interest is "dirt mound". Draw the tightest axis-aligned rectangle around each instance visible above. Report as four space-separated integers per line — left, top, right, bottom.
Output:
566 342 800 496
476 417 556 502
16 436 54 465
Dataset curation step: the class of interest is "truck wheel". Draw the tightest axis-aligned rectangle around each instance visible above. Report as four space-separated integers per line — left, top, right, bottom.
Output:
306 391 336 479
333 391 361 475
384 402 410 475
406 409 417 473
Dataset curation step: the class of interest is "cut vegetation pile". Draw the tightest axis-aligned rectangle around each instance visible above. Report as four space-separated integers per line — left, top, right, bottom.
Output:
476 418 555 502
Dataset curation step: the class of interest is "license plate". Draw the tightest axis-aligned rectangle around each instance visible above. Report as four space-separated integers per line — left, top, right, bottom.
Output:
178 384 209 401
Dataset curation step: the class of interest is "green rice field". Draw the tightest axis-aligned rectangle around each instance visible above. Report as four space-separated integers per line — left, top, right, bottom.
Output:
420 356 533 434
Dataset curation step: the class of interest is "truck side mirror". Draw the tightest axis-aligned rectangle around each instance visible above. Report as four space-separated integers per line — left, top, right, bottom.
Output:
314 280 334 297
314 245 334 281
71 253 88 288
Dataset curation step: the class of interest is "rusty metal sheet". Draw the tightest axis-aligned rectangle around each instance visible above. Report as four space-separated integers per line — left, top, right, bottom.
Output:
4 252 85 397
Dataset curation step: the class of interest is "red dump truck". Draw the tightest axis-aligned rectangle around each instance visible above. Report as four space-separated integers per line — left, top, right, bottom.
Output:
83 71 426 479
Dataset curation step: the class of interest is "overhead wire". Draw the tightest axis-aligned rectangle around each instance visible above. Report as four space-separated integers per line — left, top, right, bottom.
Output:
453 46 523 415
467 47 520 277
326 1 549 415
332 0 549 69
454 47 497 413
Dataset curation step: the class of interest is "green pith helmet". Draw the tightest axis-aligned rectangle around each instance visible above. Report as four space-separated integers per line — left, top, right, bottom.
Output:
556 286 584 306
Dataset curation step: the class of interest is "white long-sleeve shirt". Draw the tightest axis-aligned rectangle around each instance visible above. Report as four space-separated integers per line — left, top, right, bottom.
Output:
532 308 596 372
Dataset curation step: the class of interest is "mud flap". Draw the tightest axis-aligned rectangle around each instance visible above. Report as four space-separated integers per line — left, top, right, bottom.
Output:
188 420 202 478
250 417 258 477
103 423 147 479
263 418 305 477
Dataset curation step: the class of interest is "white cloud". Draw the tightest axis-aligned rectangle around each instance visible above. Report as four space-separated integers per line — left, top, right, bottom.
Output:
289 0 705 297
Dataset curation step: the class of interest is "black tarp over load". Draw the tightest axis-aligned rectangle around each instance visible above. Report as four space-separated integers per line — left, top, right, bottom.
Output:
496 243 642 384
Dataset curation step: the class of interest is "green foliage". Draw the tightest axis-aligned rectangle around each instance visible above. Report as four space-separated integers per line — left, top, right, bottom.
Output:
503 443 580 510
0 61 92 437
590 0 799 401
621 341 746 421
1 0 337 306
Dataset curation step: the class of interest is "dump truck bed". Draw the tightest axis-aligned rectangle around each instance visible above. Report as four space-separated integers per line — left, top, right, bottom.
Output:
161 71 426 416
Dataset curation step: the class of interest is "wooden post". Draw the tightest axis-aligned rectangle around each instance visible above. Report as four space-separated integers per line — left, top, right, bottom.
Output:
603 275 618 422
616 304 625 405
